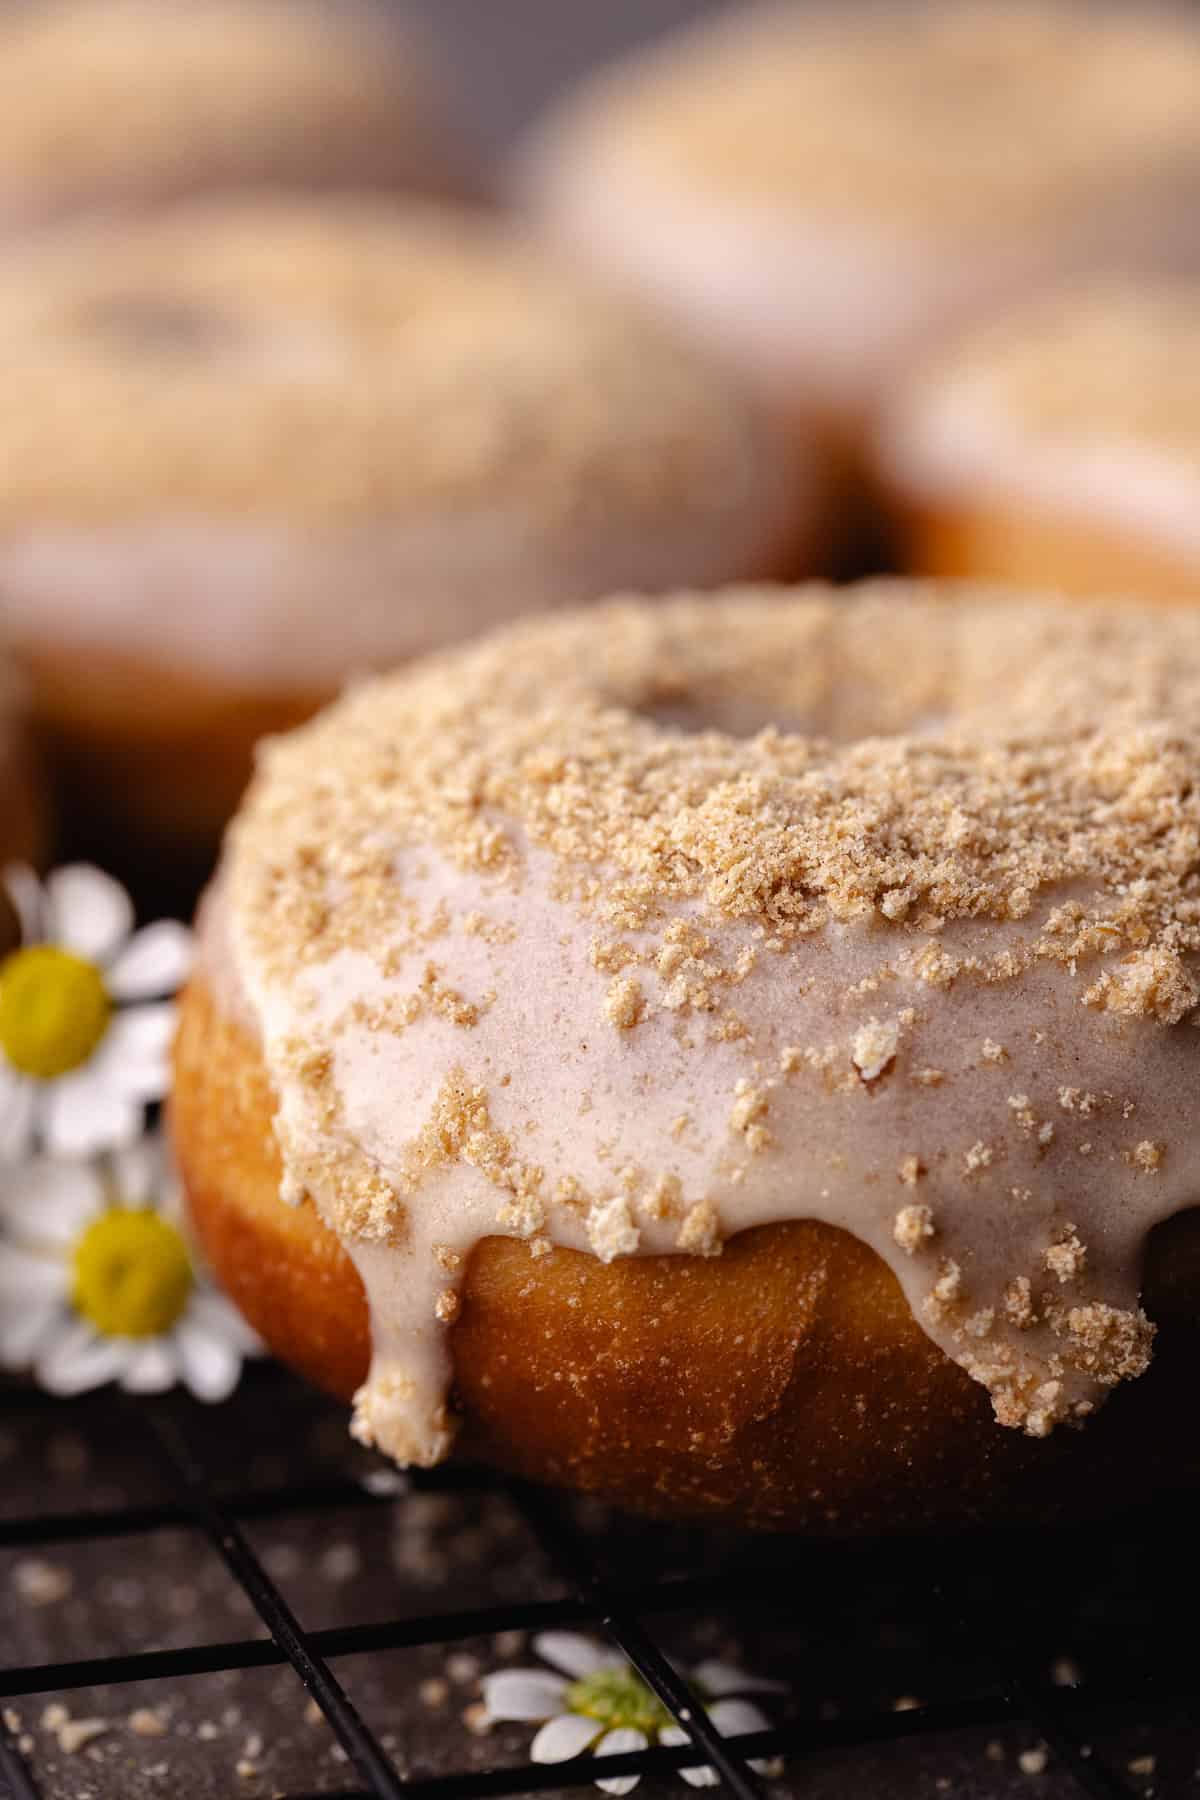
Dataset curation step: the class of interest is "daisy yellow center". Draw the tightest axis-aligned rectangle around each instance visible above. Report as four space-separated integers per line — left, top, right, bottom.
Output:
71 1208 193 1339
0 946 110 1079
565 1670 672 1737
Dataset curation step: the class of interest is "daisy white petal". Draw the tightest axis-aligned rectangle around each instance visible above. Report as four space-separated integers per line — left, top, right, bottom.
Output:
0 1157 102 1248
694 1660 789 1698
99 1006 176 1097
534 1632 624 1680
0 1070 35 1162
2 864 43 941
659 1724 718 1788
46 866 133 964
479 1670 567 1722
186 1288 262 1356
36 1318 128 1394
0 1241 65 1301
41 1072 141 1159
530 1713 599 1764
594 1726 646 1795
0 1290 62 1367
119 1339 179 1393
708 1698 770 1738
708 1696 780 1771
173 1318 242 1403
0 1245 64 1364
110 1135 164 1209
105 922 193 1001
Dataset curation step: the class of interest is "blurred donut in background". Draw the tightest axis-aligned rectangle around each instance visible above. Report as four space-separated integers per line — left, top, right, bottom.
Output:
875 280 1200 605
0 656 44 874
519 0 1200 466
0 196 816 868
0 0 474 228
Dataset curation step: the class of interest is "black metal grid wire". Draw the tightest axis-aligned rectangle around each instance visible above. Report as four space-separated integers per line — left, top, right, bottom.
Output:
0 1368 1192 1800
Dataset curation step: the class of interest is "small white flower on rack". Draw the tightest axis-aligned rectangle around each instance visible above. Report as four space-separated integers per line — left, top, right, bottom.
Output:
0 1134 259 1400
0 864 192 1159
479 1630 784 1793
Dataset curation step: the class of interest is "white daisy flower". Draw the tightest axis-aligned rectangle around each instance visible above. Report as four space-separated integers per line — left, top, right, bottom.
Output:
0 863 192 1160
0 1134 259 1401
480 1631 785 1794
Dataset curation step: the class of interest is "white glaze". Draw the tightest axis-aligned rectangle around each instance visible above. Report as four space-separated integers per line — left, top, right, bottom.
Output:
211 844 1195 1467
0 481 802 694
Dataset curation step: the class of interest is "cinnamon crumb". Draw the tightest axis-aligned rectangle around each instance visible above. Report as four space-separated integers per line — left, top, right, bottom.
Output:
677 1198 722 1256
893 1203 935 1254
603 976 644 1030
1044 1228 1087 1284
128 1709 168 1738
1005 1277 1036 1327
850 1016 899 1082
58 1719 110 1755
586 1196 640 1262
729 1079 772 1151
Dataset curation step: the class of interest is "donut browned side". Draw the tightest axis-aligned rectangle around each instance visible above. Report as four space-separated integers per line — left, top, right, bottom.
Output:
173 974 1200 1533
892 501 1200 608
24 640 320 858
873 283 1200 603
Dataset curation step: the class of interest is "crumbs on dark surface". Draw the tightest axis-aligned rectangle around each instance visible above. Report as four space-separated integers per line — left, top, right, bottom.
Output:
0 1363 1194 1799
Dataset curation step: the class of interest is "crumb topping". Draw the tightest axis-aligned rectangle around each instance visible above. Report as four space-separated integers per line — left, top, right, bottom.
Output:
0 199 769 521
851 1016 900 1083
234 586 1200 975
225 580 1200 1462
0 0 442 197
893 1203 935 1254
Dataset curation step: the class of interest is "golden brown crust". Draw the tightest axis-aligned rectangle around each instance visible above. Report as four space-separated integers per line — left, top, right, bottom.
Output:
892 497 1200 606
173 973 1200 1530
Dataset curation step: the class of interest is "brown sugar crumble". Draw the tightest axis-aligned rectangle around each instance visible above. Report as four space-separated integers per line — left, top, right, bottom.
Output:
603 975 645 1030
851 1016 900 1082
1043 1227 1087 1285
893 1202 935 1254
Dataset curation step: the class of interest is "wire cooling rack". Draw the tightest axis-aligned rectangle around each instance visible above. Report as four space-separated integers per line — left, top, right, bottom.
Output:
0 1361 1193 1800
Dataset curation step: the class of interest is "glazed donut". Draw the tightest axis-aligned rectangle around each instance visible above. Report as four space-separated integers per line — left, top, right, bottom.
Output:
519 0 1200 454
174 582 1200 1531
0 197 810 861
876 279 1200 603
0 0 471 229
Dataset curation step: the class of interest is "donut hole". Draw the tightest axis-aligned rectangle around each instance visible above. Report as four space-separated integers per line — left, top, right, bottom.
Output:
76 292 240 355
640 691 809 739
632 677 951 745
